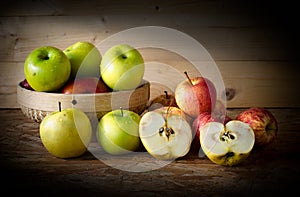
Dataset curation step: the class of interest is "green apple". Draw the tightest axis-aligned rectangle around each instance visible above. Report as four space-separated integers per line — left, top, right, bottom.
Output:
96 108 141 155
139 111 192 160
200 120 255 166
64 41 102 79
24 46 71 92
100 44 145 91
40 104 92 158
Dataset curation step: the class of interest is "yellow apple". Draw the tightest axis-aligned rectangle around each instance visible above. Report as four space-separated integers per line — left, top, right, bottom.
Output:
139 111 192 160
40 106 92 158
200 120 255 166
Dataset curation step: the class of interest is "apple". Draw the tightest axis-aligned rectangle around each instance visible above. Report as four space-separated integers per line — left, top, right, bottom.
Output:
20 78 34 91
24 46 71 92
61 77 111 94
64 41 102 79
191 112 218 152
100 44 145 91
153 106 193 126
96 108 141 155
139 110 192 160
200 120 255 166
154 106 192 125
192 111 232 152
154 106 185 118
148 91 178 111
212 100 231 123
39 102 92 158
236 107 278 147
175 72 217 118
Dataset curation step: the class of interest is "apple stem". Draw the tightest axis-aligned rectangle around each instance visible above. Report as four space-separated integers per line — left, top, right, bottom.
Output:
58 101 61 112
164 91 169 99
120 107 123 117
184 71 193 86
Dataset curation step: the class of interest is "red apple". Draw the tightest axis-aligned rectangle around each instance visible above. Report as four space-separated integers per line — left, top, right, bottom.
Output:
236 107 278 147
192 112 217 151
148 90 178 111
175 72 217 118
191 112 232 152
61 77 111 94
212 100 232 124
20 78 34 90
212 100 226 118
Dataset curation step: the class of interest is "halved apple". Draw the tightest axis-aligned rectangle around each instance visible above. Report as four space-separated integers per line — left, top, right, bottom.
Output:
200 120 255 166
153 106 192 125
139 111 192 160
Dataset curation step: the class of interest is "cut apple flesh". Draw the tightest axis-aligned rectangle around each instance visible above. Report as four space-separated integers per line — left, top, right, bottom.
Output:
139 111 192 160
200 120 255 166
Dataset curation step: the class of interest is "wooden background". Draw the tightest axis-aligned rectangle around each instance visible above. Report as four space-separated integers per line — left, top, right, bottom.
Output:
1 1 300 196
0 0 299 109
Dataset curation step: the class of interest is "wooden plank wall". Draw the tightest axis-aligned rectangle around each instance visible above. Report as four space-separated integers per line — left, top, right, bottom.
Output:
0 0 299 108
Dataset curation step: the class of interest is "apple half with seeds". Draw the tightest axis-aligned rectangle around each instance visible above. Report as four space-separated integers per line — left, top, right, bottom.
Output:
200 120 255 166
139 111 192 160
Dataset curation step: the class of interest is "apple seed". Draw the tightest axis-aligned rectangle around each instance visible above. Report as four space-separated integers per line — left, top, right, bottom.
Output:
220 131 236 142
158 126 175 139
159 127 164 135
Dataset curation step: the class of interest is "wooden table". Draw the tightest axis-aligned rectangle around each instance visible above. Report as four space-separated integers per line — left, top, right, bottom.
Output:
1 108 299 196
1 1 300 196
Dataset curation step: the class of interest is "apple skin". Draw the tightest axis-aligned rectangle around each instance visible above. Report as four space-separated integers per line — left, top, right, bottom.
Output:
148 91 178 111
175 76 217 118
200 121 255 166
64 41 102 79
236 107 278 147
192 112 218 152
20 78 34 91
24 46 71 92
100 44 145 91
191 112 232 152
154 106 192 124
139 111 192 160
40 108 92 158
212 100 229 122
96 109 141 155
61 77 111 94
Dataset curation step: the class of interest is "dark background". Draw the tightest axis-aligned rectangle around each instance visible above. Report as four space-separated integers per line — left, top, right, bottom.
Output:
0 0 299 196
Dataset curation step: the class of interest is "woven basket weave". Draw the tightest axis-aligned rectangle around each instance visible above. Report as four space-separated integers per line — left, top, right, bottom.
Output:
17 80 150 122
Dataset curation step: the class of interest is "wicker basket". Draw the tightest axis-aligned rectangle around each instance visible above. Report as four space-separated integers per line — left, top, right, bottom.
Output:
17 80 150 122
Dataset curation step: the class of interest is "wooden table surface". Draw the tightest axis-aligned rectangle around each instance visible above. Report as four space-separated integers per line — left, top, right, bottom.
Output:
1 1 300 196
1 108 299 196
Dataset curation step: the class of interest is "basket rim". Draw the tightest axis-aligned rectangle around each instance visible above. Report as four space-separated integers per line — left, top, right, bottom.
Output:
17 79 150 112
17 79 150 97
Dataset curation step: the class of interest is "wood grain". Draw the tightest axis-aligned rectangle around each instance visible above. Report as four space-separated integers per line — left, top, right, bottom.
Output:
0 1 299 195
0 16 294 62
0 108 299 196
0 0 299 109
3 60 299 108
